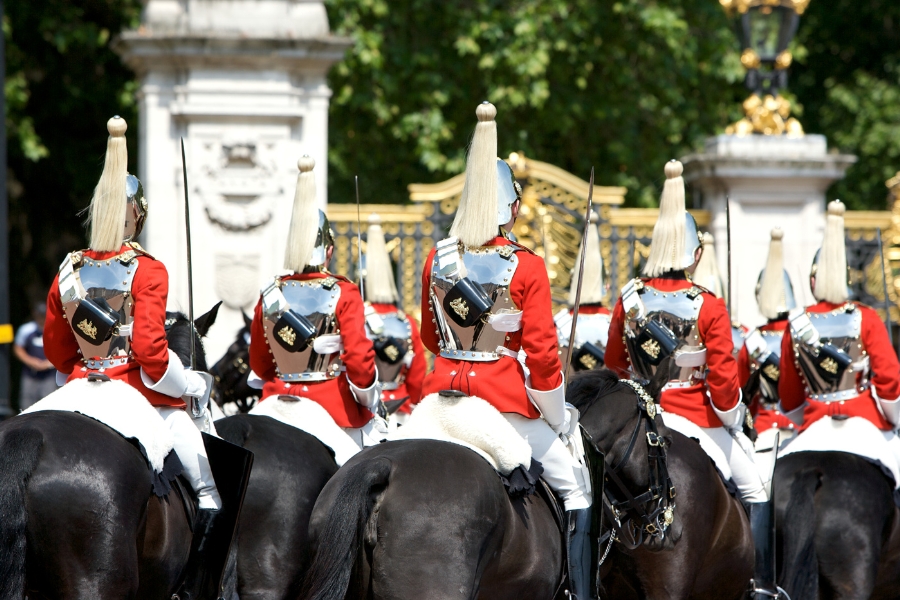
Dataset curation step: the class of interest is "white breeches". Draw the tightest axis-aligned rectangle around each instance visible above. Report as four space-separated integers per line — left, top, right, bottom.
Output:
156 407 222 510
700 425 768 503
503 413 592 511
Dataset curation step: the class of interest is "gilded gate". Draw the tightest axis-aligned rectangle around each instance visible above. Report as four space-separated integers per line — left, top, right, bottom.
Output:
327 153 899 327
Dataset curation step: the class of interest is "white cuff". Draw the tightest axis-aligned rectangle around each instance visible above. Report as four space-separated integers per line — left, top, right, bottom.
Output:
247 370 264 390
873 387 900 427
712 392 745 430
526 374 567 429
141 350 188 398
56 370 69 387
349 367 380 408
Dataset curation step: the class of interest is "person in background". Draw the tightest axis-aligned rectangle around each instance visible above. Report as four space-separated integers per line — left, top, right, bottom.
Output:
13 302 56 410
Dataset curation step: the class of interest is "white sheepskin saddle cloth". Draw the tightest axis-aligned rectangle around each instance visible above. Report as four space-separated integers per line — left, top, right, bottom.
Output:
779 416 900 489
389 393 532 475
661 411 733 482
249 396 361 466
22 378 173 473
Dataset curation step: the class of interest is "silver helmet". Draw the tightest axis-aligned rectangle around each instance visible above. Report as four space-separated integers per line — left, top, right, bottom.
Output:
307 209 336 268
682 212 702 269
123 173 147 242
755 269 797 315
496 158 523 226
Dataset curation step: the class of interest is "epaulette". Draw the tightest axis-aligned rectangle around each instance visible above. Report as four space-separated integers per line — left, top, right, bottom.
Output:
126 241 155 260
507 240 535 255
322 271 353 285
686 285 706 299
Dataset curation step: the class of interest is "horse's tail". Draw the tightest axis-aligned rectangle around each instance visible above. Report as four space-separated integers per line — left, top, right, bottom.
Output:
0 427 44 597
300 457 392 600
780 467 820 598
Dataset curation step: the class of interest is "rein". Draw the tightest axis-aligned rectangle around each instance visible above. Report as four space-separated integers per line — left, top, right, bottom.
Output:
598 379 676 551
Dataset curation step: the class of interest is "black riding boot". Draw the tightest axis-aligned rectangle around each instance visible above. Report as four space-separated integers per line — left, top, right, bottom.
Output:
748 500 779 598
566 508 593 600
176 508 231 600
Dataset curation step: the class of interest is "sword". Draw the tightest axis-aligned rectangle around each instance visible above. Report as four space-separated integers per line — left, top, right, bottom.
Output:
725 197 732 317
564 168 594 389
355 175 365 301
181 138 196 370
877 227 894 352
181 138 212 417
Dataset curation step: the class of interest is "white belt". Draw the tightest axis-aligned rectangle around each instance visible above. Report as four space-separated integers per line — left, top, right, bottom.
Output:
84 356 131 370
439 346 518 362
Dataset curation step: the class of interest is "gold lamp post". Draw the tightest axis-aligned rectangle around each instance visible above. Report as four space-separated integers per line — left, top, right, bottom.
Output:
720 0 810 136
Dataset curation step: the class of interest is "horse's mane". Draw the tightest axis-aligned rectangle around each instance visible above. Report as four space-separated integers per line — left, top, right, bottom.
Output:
566 369 628 412
164 312 208 372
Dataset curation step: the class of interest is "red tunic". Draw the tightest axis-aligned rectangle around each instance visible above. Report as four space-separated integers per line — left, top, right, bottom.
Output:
576 305 611 316
44 245 184 408
779 301 900 431
605 276 741 428
250 271 377 428
420 236 562 418
369 302 426 414
737 319 797 434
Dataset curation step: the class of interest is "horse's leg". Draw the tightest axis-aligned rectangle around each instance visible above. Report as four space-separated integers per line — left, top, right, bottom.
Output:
136 491 193 600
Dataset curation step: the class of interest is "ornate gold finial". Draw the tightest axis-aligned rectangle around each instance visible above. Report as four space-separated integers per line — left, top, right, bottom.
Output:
726 94 804 137
720 0 810 16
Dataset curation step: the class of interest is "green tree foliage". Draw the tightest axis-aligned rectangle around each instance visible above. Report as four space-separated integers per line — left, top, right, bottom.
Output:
325 0 746 207
792 1 900 210
5 0 141 312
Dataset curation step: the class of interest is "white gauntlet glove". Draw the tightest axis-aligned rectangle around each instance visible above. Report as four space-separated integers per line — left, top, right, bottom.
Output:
712 394 746 433
184 370 210 398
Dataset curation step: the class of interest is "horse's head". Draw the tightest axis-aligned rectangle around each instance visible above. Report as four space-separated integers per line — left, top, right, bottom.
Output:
209 310 259 413
164 302 221 372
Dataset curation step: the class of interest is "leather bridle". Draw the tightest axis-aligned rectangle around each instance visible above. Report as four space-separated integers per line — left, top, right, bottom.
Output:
598 379 676 550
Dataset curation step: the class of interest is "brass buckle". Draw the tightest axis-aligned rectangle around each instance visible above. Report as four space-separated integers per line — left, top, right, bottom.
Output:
647 432 661 447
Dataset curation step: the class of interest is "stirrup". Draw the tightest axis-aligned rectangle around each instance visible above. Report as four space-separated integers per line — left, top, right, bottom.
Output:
748 580 791 600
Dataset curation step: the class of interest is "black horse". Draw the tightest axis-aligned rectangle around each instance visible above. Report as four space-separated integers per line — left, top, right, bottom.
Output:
298 365 755 600
568 369 753 600
210 311 259 414
775 450 900 599
0 307 227 600
216 412 339 599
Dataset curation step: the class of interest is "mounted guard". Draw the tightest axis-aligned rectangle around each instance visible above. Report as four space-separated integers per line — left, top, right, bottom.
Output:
248 157 381 465
778 200 900 474
554 210 610 371
417 102 594 599
738 228 799 447
363 213 426 424
604 160 782 598
42 116 247 599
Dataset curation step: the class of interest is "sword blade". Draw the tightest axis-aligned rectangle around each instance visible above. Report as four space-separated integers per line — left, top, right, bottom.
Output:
564 168 594 389
355 175 365 301
181 138 195 369
877 227 895 354
725 197 732 318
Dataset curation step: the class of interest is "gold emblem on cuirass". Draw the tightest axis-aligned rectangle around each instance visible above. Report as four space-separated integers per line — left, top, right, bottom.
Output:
762 364 780 381
449 298 469 319
820 357 839 374
384 344 400 361
76 319 98 340
641 339 661 359
579 353 598 369
278 326 297 347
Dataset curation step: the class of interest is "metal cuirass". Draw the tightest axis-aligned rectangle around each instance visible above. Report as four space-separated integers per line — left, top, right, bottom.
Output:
555 309 610 371
745 328 785 406
621 279 706 383
430 241 522 361
261 276 343 382
789 305 869 402
366 311 412 390
58 250 139 366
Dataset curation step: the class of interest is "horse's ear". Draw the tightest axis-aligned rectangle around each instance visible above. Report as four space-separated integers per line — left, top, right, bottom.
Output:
241 310 252 330
195 301 223 337
645 354 678 402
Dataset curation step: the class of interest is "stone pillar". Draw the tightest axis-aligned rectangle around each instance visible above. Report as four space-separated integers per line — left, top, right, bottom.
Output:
682 135 856 328
114 0 350 359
